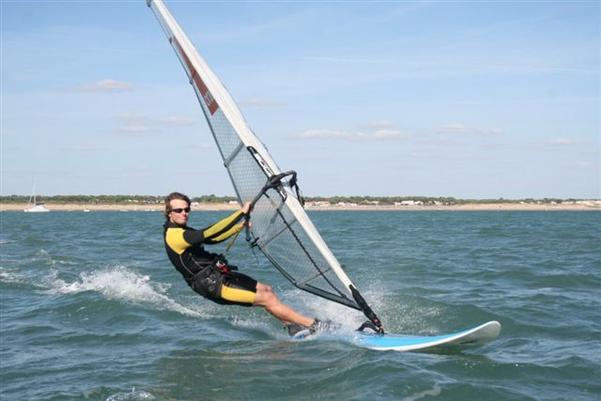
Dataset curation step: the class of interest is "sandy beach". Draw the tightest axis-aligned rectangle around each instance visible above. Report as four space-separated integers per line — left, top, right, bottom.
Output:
2 201 599 212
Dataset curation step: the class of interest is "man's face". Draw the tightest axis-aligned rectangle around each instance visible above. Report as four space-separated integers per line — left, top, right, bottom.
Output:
169 199 190 225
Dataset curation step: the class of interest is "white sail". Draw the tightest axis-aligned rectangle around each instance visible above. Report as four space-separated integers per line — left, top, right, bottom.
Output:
147 0 382 320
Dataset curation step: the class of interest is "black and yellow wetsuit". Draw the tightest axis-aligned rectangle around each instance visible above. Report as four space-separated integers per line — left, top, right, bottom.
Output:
163 210 257 306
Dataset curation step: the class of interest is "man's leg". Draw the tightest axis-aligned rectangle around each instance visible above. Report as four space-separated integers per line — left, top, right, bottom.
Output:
253 282 314 327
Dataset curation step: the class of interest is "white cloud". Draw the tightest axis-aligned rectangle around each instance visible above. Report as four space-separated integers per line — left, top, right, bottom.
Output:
113 113 153 134
113 113 195 134
159 116 196 126
436 123 503 136
117 125 154 134
77 79 133 92
547 138 582 146
239 97 286 108
576 161 592 168
62 145 105 152
372 129 408 140
188 143 215 150
297 129 358 140
366 120 396 129
303 56 393 65
296 127 407 141
115 113 147 124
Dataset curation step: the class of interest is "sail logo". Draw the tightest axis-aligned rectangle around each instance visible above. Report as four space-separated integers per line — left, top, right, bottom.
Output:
199 86 218 115
171 37 219 115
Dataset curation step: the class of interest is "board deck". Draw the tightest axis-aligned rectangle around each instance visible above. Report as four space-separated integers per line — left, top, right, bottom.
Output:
351 321 501 352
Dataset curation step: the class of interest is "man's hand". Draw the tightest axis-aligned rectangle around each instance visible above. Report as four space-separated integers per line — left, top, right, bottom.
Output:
241 202 252 215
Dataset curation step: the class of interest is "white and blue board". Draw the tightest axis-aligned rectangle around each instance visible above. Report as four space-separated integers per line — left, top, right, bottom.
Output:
291 320 501 352
351 320 501 352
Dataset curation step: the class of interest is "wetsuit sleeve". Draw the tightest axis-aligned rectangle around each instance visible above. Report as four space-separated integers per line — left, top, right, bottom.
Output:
183 209 246 245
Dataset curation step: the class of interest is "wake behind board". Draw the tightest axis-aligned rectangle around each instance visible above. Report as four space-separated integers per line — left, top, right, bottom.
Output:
352 320 501 352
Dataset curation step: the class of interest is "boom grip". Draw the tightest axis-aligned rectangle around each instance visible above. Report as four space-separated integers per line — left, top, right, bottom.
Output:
249 170 297 209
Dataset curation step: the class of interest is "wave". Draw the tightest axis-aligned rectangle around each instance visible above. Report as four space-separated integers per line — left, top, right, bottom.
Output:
277 283 423 333
0 267 27 285
106 388 155 401
51 265 205 318
402 385 442 401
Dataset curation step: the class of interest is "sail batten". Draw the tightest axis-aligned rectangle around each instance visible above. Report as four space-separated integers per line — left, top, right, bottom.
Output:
224 142 245 168
147 0 364 311
259 219 297 249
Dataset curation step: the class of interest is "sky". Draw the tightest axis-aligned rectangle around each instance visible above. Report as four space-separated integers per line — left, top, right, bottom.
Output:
2 0 600 199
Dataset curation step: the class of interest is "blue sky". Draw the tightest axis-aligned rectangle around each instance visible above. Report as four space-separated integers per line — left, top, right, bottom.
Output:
2 0 599 199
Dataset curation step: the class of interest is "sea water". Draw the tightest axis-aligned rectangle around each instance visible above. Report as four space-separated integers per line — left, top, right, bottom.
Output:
1 210 600 401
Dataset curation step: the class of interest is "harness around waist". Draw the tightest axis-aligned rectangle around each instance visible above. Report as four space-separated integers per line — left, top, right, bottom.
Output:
186 255 238 286
184 255 237 286
185 264 213 286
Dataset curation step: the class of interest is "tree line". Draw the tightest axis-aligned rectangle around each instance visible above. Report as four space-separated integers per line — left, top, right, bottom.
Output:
0 194 237 204
0 194 577 205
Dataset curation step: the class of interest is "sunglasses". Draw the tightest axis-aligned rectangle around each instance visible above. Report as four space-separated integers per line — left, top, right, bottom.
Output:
171 207 191 214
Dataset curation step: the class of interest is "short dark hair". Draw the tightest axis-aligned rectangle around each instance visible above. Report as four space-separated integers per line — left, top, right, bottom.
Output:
164 192 191 219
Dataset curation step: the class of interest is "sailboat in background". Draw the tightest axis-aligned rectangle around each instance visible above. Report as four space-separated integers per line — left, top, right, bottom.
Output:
24 185 50 213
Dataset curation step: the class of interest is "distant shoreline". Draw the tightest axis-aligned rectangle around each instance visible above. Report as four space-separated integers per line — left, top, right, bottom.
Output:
2 202 600 212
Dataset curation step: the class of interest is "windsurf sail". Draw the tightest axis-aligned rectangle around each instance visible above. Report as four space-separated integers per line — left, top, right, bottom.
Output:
147 0 383 332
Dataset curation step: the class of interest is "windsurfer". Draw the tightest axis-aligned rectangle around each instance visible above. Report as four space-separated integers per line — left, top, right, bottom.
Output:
163 191 322 335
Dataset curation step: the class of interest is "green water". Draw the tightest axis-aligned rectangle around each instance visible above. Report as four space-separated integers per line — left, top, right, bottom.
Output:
1 211 600 400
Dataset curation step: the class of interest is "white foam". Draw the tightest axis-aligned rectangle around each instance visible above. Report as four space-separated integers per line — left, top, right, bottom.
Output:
106 388 155 401
402 385 442 401
53 266 205 318
34 249 56 267
1 263 67 292
279 288 366 332
0 267 26 284
230 314 275 334
277 282 435 334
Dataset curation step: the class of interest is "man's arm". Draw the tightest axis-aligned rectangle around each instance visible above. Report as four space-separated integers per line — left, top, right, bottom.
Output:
184 208 246 245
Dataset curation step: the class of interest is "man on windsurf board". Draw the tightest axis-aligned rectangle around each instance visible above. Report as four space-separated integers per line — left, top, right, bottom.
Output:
163 192 325 336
